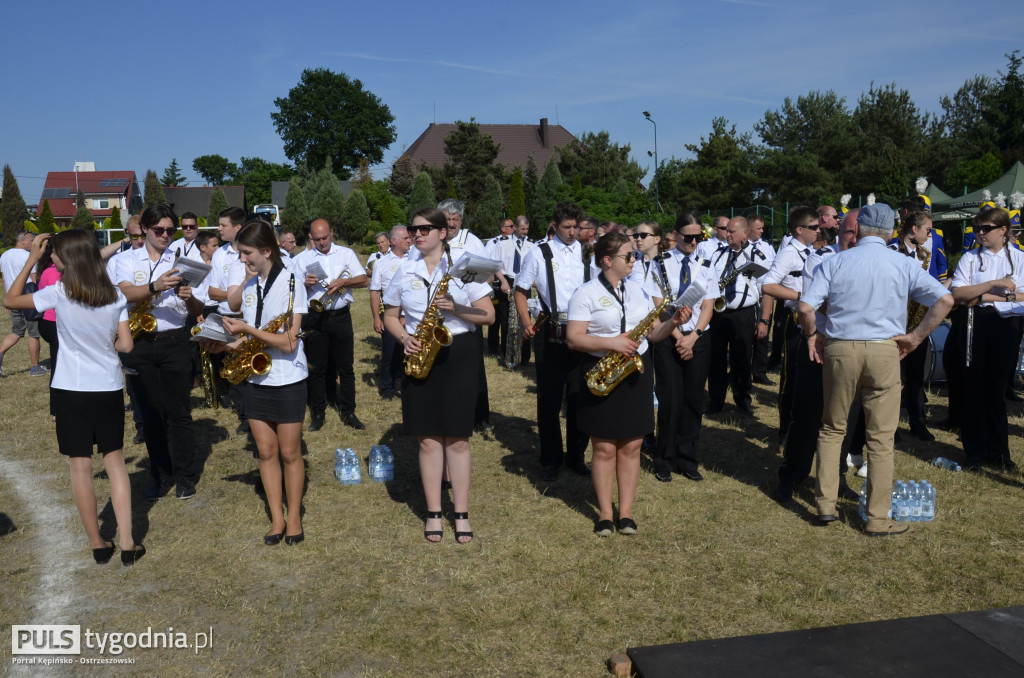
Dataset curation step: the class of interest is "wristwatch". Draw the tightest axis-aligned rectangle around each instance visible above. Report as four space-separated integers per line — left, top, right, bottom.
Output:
804 329 818 339
1007 292 1017 303
758 318 770 326
694 329 704 337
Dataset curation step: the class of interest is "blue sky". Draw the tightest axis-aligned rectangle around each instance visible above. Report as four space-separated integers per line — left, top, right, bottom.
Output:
4 0 1022 204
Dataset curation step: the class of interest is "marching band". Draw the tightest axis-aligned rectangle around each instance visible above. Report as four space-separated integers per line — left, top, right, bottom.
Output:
9 191 1024 561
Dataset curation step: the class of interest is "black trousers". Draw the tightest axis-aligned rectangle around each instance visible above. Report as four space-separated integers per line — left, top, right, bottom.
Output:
900 339 928 427
534 338 587 468
653 331 710 475
122 329 199 484
303 307 356 416
767 299 786 369
777 337 849 490
954 308 1015 466
777 312 802 435
379 318 404 393
751 303 770 379
708 305 756 409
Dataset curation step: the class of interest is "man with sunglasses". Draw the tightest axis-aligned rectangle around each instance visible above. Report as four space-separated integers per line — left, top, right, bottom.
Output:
706 217 761 416
115 204 204 500
760 207 822 439
515 201 592 482
697 216 729 260
170 212 204 262
650 215 718 482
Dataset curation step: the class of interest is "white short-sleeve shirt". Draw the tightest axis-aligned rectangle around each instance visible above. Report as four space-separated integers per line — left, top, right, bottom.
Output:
170 237 204 263
33 283 128 391
210 243 241 315
515 238 588 315
764 241 813 310
238 268 308 386
112 246 191 330
293 243 365 311
568 277 656 357
369 251 405 293
383 255 491 336
659 249 718 332
1 248 31 293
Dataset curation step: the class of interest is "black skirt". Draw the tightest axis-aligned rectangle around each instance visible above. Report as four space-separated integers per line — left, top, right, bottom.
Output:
402 332 479 437
578 350 655 439
242 380 307 424
52 388 125 457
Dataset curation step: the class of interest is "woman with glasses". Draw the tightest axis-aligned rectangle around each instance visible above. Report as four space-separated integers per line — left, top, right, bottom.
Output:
567 232 691 536
950 209 1024 471
382 207 495 543
629 221 670 297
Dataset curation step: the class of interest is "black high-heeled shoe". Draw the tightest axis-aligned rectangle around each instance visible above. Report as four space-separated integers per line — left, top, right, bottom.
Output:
263 531 284 546
92 541 115 564
121 543 146 566
284 532 304 546
453 512 473 544
424 510 443 542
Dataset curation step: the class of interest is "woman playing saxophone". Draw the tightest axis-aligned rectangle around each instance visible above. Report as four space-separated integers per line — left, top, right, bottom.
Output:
566 232 691 536
382 208 495 543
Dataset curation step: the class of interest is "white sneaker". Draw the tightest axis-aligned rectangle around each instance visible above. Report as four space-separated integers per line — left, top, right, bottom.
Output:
856 462 868 478
848 453 864 469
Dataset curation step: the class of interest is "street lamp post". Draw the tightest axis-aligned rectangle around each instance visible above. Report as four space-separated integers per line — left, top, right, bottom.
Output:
642 111 660 212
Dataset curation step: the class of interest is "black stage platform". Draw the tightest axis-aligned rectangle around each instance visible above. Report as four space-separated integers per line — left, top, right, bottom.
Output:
628 605 1024 677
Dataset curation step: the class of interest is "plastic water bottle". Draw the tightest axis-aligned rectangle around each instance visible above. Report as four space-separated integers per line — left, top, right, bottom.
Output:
347 448 361 484
369 446 382 482
921 481 935 522
932 457 962 472
859 481 869 522
909 482 923 522
896 482 912 522
334 448 345 484
381 445 394 481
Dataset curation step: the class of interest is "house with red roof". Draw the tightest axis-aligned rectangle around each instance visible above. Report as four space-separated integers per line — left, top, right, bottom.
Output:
399 118 575 170
39 164 142 227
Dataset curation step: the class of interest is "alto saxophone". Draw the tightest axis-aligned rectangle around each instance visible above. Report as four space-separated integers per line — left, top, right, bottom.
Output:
404 247 454 379
221 276 296 385
586 296 672 396
904 242 932 331
128 292 159 337
190 324 219 408
714 268 742 312
504 288 523 369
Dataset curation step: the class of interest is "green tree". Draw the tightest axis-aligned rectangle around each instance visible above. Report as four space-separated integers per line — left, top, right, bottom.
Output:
408 171 436 212
446 177 457 199
231 156 294 206
304 158 339 215
657 117 756 212
161 158 187 187
475 175 505 237
341 188 370 244
271 67 397 180
192 154 238 185
71 190 95 230
109 205 122 231
2 165 27 246
281 178 309 237
986 50 1024 167
530 157 563 229
555 130 646 192
389 156 415 199
143 169 166 209
37 199 56 234
523 154 541 235
207 187 229 226
442 118 506 217
508 168 526 218
312 172 346 228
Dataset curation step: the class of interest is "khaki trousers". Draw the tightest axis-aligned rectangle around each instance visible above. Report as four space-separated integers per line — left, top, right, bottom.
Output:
815 340 900 528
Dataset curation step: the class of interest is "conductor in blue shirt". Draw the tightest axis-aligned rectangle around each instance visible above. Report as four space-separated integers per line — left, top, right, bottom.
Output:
798 204 952 536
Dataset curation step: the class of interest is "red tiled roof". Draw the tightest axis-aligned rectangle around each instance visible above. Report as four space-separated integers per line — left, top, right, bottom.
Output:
39 171 138 219
400 118 575 171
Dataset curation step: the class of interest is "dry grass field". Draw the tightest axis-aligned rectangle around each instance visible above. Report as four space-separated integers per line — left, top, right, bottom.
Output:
2 278 1024 677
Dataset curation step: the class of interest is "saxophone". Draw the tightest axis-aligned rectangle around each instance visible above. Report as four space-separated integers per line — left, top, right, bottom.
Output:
190 324 219 408
586 296 672 396
504 288 523 369
221 276 296 385
905 245 932 331
128 292 159 337
714 268 742 312
404 247 454 379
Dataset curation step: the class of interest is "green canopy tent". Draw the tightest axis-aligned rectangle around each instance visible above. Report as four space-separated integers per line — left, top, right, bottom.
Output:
931 161 1024 221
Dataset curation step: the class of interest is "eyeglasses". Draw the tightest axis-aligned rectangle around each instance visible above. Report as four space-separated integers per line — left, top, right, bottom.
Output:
181 223 198 230
631 232 655 240
127 233 143 241
612 251 637 263
678 233 704 243
148 227 177 237
978 224 1003 234
408 224 441 236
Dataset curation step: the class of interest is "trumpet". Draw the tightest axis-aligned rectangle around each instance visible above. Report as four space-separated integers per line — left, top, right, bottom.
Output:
309 265 350 313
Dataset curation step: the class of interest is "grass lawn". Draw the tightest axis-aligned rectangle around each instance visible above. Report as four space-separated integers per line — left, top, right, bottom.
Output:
2 279 1023 677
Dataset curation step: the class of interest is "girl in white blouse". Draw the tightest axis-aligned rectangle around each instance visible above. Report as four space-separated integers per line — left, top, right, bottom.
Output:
383 207 495 544
209 220 308 545
567 232 690 536
4 231 144 565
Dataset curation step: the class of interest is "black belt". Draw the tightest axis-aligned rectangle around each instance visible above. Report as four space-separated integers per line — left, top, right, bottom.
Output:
716 304 756 314
140 327 190 341
317 306 351 317
221 313 242 319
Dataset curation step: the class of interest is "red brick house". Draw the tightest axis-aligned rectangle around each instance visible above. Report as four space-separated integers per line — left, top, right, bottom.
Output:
39 167 142 227
399 117 575 170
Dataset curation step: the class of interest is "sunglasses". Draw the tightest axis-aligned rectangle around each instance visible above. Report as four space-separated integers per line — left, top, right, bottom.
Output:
611 251 637 263
801 223 820 231
148 227 177 237
978 224 1003 234
678 233 704 243
408 224 442 236
631 232 655 240
181 224 198 230
127 233 143 241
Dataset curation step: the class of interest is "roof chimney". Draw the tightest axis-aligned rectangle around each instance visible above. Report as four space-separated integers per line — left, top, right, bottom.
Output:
539 118 549 148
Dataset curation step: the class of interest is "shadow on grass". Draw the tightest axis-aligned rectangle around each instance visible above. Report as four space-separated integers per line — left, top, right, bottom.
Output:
0 512 16 536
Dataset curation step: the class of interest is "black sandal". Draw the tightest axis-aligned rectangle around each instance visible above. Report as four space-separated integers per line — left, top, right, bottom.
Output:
424 511 443 542
453 512 473 544
92 540 115 564
121 543 146 566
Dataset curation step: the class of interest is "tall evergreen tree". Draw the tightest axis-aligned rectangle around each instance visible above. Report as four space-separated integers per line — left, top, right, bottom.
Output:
161 158 187 187
523 154 541 235
304 158 338 216
314 175 346 227
2 165 27 246
281 178 309 237
143 169 167 209
408 171 436 212
508 168 526 218
71 190 96 230
389 156 416 199
446 177 457 199
475 176 505 237
109 205 122 231
37 199 56 234
341 189 370 244
207 187 229 226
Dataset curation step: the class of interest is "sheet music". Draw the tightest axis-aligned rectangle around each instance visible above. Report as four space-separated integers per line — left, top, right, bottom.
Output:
737 261 769 279
172 257 212 288
304 262 329 280
677 279 706 311
449 252 502 283
189 314 238 343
